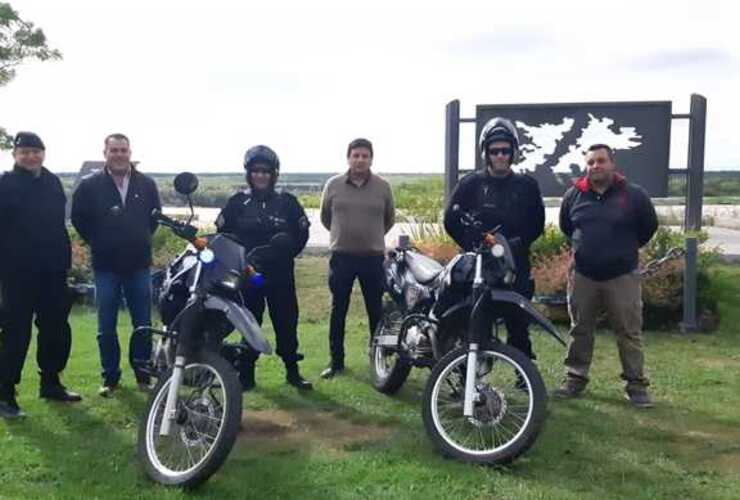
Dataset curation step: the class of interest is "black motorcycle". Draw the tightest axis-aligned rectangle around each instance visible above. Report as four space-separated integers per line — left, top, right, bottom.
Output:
136 173 283 488
370 211 565 464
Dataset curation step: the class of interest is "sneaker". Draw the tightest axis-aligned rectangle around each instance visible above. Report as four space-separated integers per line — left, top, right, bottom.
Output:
98 383 119 398
553 377 587 398
625 388 654 409
40 384 83 402
0 386 25 419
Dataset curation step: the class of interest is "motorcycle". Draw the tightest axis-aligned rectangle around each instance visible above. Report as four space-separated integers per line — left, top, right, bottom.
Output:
370 210 566 464
136 172 282 488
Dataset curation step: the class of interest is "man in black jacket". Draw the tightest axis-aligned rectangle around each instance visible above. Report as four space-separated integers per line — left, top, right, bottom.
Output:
216 145 312 391
444 117 545 360
0 132 82 419
71 133 161 397
555 144 658 408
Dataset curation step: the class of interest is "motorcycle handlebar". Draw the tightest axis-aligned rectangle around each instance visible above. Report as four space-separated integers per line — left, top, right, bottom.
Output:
151 209 198 242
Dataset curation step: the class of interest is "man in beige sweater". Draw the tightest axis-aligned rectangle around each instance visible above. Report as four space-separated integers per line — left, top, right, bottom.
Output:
319 138 395 378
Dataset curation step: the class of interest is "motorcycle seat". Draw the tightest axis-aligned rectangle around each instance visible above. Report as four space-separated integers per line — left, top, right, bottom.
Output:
404 251 443 284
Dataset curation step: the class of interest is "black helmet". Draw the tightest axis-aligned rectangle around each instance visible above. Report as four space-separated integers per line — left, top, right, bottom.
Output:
478 117 520 163
244 145 280 173
243 145 280 189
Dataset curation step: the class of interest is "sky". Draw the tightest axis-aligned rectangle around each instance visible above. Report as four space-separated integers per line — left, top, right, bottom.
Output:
0 0 737 173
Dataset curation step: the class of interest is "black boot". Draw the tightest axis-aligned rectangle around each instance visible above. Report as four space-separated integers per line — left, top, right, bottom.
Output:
39 372 82 402
285 362 313 391
0 384 25 419
239 359 256 392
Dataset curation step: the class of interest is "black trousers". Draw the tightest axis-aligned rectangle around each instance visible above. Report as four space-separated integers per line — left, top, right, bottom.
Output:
328 253 384 367
0 270 72 387
503 269 536 359
241 264 301 365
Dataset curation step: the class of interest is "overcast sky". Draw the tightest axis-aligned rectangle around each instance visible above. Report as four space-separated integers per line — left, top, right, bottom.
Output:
0 0 737 173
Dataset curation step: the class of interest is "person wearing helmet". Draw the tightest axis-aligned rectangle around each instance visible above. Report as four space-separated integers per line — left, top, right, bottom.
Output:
216 145 312 391
443 117 545 361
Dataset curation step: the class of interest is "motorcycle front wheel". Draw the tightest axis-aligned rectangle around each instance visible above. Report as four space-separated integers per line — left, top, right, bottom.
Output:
422 343 547 465
137 350 242 488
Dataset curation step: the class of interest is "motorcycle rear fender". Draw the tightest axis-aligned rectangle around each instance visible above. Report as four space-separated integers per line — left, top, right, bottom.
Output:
203 296 273 354
489 290 567 346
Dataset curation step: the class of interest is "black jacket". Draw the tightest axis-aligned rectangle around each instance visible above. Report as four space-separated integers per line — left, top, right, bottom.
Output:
71 168 161 274
560 174 658 281
444 170 545 271
216 189 309 272
0 166 71 274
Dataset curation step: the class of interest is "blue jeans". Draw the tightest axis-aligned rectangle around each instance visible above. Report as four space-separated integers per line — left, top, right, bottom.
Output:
94 269 152 385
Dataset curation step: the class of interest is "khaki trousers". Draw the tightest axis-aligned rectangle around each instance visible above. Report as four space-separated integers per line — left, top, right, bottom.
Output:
564 270 649 390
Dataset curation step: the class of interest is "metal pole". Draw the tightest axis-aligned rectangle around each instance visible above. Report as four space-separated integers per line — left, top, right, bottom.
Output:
680 94 707 333
684 94 707 231
444 100 461 203
681 237 699 332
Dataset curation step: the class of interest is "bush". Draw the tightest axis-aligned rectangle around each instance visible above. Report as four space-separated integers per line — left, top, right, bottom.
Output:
530 224 569 263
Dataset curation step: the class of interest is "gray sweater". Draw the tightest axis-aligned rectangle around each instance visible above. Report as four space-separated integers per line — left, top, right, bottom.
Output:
319 172 395 255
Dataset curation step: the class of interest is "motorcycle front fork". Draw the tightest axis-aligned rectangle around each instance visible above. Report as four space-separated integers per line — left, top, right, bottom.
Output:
159 355 187 436
463 343 479 417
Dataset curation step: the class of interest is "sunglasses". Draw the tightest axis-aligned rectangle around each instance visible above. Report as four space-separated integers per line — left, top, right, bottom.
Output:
250 169 272 175
487 147 513 157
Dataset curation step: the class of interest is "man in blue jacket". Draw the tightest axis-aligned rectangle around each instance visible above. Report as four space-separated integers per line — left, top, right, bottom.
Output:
71 133 161 397
555 144 658 408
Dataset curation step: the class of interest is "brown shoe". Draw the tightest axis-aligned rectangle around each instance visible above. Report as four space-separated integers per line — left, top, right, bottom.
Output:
553 377 587 398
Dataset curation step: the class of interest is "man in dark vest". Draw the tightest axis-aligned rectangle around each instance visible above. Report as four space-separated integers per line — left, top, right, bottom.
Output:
0 132 81 419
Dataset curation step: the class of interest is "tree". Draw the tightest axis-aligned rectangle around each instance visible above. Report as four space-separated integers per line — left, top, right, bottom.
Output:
1 2 61 149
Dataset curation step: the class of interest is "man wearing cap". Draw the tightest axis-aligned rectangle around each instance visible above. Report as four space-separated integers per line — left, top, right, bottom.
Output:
0 132 82 419
319 138 395 378
71 133 161 397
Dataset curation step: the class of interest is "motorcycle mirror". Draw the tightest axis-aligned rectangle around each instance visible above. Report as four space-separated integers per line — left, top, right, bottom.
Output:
173 172 199 196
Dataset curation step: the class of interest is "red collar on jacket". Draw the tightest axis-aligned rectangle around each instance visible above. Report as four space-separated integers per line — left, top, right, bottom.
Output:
574 172 626 193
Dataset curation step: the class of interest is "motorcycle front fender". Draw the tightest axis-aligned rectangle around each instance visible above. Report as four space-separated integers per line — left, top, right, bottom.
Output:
203 296 273 354
489 290 567 346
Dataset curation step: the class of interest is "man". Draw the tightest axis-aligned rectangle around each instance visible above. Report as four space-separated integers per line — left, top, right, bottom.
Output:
0 132 81 419
319 138 395 378
444 117 545 361
216 145 312 391
555 144 658 408
71 133 161 397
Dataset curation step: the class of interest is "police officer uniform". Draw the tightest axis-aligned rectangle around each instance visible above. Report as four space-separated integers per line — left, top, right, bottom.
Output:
216 145 312 390
0 132 81 419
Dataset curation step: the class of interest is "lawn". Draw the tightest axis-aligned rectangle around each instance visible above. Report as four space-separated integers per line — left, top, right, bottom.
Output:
1 258 739 499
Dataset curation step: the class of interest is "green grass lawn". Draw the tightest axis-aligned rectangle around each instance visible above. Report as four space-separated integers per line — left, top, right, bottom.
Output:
2 259 740 499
